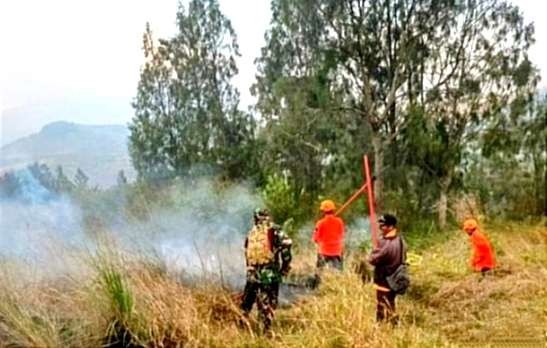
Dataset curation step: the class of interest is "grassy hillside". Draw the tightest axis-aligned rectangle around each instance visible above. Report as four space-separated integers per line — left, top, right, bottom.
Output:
0 121 135 187
0 222 544 347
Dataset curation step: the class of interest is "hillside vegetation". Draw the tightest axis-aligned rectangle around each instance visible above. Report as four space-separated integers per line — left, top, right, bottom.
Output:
0 122 134 187
0 222 544 347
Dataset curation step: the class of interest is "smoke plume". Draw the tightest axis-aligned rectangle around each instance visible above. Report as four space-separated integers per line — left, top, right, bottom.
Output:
0 170 261 288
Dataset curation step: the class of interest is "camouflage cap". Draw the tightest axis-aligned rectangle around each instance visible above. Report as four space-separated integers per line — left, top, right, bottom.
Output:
254 208 271 220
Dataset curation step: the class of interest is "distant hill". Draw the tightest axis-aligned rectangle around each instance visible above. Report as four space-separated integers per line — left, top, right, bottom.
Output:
0 121 135 187
1 97 133 146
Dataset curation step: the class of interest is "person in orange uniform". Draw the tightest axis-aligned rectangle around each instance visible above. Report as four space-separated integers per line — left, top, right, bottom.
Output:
313 200 345 271
463 218 495 274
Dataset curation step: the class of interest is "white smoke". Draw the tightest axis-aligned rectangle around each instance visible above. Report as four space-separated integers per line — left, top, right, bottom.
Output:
0 168 370 291
0 169 87 282
345 217 372 248
0 171 261 288
112 179 262 287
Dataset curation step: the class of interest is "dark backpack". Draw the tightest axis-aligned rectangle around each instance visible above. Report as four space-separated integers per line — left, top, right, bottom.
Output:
386 238 410 294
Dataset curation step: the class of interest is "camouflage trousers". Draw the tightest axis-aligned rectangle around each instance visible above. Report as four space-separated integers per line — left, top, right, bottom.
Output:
240 280 280 330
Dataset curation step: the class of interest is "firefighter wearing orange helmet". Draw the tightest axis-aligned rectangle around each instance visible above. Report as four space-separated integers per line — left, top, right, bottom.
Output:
462 218 495 274
313 199 345 271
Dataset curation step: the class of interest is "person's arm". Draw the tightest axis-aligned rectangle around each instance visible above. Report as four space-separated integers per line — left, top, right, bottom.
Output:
312 221 322 243
368 240 387 266
277 229 293 276
244 237 249 266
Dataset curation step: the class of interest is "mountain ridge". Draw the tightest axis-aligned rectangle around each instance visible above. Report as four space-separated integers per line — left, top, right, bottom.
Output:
0 121 135 187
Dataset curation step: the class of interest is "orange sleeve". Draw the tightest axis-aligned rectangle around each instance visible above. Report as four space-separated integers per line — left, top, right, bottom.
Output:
471 244 482 269
313 221 322 243
471 236 481 267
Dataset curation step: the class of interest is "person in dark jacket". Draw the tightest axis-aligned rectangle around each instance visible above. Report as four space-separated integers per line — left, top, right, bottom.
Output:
367 214 406 323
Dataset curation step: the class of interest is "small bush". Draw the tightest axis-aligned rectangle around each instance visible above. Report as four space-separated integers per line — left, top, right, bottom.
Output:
261 174 299 225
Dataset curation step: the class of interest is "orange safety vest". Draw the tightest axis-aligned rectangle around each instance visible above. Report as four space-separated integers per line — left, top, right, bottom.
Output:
313 214 345 256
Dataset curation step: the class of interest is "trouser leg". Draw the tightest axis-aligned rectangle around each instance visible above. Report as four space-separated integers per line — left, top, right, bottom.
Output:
313 254 326 288
320 255 343 271
330 255 343 271
387 291 397 324
256 282 279 331
481 267 492 275
376 290 396 322
316 254 327 269
240 281 258 314
314 255 343 288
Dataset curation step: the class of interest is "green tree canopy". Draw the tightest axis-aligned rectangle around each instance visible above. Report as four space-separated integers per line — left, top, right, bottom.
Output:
129 0 256 181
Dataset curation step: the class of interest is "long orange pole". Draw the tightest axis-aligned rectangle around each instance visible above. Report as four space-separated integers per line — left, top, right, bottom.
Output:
364 155 378 248
335 183 367 217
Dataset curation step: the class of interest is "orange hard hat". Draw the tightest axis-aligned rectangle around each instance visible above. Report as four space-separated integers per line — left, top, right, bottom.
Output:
463 218 478 232
320 199 336 212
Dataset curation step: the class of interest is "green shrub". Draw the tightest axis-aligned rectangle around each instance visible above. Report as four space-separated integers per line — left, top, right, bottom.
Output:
261 174 299 225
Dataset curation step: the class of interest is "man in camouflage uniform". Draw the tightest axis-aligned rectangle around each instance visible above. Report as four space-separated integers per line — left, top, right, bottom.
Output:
240 209 292 331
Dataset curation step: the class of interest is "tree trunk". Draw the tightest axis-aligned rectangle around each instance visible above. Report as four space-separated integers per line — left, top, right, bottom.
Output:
544 161 546 217
438 174 452 229
533 152 546 216
371 135 384 212
539 152 547 217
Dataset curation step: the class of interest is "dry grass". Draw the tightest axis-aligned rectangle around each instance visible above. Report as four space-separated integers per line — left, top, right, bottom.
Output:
0 221 545 347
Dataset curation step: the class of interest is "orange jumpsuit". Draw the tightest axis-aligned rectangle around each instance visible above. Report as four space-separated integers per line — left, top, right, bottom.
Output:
313 214 345 256
469 229 495 272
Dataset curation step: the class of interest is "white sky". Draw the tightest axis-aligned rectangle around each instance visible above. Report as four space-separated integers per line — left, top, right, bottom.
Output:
0 0 545 141
0 0 271 110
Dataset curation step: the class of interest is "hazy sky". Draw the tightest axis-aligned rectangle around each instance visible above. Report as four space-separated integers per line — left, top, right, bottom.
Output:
0 0 271 110
0 0 545 143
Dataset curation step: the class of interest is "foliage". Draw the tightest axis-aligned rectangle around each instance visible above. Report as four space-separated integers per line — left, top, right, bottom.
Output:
27 162 58 194
0 163 77 200
413 0 538 226
449 92 545 220
0 172 20 198
55 166 75 192
117 170 128 186
261 173 299 226
99 266 134 324
129 0 257 181
254 0 542 224
74 168 89 189
254 0 471 211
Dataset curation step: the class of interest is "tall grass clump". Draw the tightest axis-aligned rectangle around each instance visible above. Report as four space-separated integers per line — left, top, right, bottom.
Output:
97 263 137 347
